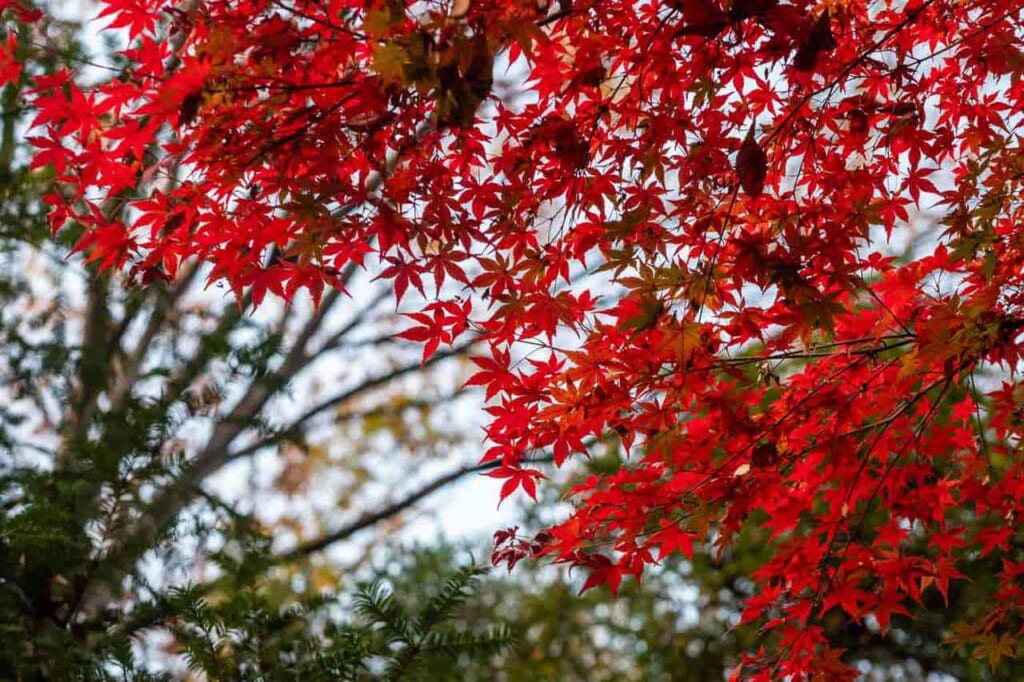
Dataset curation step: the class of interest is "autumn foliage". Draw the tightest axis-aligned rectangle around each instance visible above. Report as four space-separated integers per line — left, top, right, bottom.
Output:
8 0 1024 676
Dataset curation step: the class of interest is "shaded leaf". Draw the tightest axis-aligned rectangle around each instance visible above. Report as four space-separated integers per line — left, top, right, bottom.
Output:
736 129 767 196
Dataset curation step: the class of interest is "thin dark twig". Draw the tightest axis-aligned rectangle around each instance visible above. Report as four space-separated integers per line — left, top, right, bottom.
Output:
276 454 556 562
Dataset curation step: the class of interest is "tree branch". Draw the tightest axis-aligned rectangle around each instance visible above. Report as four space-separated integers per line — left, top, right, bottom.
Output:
275 453 555 563
224 339 478 465
79 111 432 614
59 270 112 459
109 261 202 412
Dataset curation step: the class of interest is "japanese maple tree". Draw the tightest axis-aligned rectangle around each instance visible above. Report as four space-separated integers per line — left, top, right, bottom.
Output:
8 0 1024 676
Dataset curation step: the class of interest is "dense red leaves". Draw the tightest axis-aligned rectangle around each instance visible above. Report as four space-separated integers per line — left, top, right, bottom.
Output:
16 0 1024 676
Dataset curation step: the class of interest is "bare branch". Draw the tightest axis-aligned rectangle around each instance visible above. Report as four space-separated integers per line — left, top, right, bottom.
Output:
224 340 477 464
80 115 433 613
109 261 202 412
275 453 555 563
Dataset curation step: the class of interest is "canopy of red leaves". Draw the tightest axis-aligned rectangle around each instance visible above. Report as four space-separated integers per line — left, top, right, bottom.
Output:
11 0 1024 676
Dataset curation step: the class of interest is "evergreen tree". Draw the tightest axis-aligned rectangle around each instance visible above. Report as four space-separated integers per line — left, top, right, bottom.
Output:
0 7 508 678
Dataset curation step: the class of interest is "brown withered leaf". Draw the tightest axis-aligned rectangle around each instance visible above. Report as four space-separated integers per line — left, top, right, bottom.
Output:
674 0 731 39
847 108 868 135
736 128 767 196
729 0 777 21
435 34 494 130
794 10 837 72
752 441 780 468
622 294 665 336
178 91 202 127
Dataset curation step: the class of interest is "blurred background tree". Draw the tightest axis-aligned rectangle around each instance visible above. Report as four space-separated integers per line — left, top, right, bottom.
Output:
1 4 511 678
2 2 1022 681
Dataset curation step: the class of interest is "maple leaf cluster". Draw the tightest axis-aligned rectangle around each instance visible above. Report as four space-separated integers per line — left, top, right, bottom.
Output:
12 0 1024 676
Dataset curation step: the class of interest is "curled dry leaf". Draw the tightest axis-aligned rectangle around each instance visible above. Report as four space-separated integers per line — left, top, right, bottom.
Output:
794 9 837 71
735 128 767 196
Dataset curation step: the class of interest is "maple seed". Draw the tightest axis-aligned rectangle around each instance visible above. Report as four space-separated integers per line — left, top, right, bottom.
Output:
736 129 767 196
